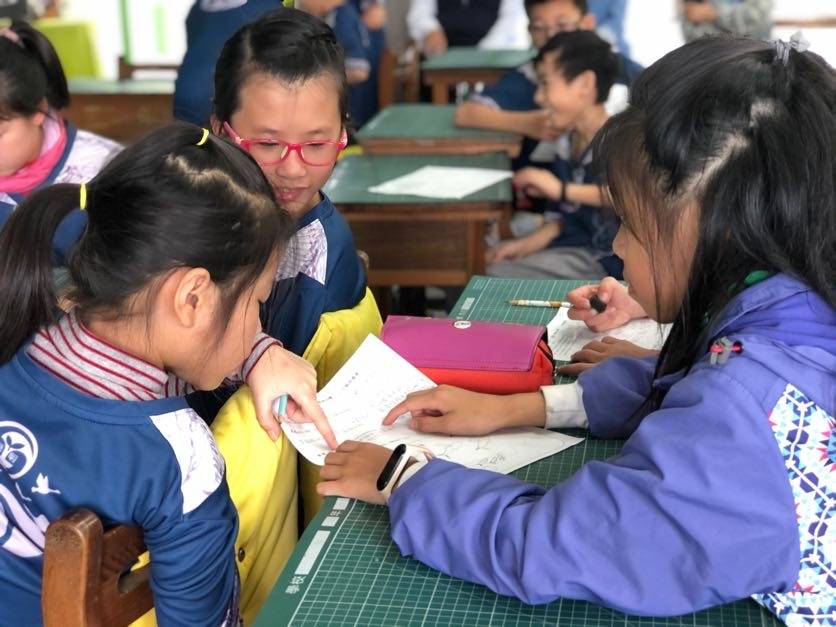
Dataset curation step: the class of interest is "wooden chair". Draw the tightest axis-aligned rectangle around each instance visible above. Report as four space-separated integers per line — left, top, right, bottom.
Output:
42 508 153 627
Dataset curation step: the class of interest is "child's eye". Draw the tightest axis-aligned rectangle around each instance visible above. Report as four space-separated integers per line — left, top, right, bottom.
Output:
305 142 329 154
256 141 284 153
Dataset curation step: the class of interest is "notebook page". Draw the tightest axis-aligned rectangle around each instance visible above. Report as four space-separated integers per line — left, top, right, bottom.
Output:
282 335 583 474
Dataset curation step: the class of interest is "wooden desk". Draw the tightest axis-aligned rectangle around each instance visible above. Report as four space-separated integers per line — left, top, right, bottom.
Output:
421 47 533 104
325 153 512 287
356 104 521 157
65 79 174 144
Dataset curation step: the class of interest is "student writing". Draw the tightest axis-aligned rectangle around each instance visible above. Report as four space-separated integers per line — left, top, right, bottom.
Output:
318 35 835 623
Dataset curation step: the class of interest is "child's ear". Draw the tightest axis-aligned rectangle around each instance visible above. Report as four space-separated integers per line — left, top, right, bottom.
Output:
30 98 49 126
171 267 214 329
209 114 222 136
580 13 596 30
577 69 598 100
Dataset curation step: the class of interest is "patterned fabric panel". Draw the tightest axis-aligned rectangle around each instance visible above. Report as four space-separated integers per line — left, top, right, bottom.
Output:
753 383 835 626
275 218 328 285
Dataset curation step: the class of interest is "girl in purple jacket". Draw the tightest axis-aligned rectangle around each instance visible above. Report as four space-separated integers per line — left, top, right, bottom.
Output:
318 35 835 623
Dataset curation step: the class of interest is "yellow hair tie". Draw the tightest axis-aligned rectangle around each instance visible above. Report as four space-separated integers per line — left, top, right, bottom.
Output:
196 128 210 146
79 183 87 210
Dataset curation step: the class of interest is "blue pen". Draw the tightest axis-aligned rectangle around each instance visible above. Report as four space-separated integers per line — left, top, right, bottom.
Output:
272 394 288 419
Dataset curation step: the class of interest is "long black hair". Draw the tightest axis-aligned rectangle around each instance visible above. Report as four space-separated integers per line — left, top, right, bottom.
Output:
0 20 69 119
0 122 294 364
535 30 621 104
594 35 835 408
213 7 349 125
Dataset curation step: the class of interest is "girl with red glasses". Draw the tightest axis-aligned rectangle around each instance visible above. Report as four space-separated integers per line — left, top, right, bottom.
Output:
211 7 366 360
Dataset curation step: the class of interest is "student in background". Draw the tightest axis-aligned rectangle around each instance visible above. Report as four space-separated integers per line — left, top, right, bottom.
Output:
346 0 386 127
212 8 366 356
175 0 375 126
319 35 835 623
487 31 623 280
586 0 629 55
0 21 120 252
455 0 643 172
0 123 336 625
297 0 373 85
681 0 773 42
174 0 287 126
408 0 530 56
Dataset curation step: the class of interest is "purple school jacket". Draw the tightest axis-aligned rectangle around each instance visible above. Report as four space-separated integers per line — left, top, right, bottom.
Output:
389 274 835 621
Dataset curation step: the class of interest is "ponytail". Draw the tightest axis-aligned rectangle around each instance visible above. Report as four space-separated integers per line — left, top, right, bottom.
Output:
0 20 69 119
0 184 79 363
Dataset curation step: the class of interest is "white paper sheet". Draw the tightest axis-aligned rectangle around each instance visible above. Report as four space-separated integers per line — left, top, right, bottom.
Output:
282 335 583 474
547 308 671 361
368 166 512 199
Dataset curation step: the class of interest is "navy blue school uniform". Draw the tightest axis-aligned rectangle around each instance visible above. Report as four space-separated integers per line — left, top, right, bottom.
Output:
327 3 377 128
346 0 385 128
173 0 280 126
544 132 622 278
438 0 501 46
0 316 240 626
471 53 644 169
261 192 366 355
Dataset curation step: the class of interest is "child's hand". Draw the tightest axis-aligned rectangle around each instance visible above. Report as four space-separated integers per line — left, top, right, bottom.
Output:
486 239 526 263
556 338 659 376
362 3 386 30
382 386 534 435
247 344 337 449
682 1 717 24
566 277 647 332
422 28 448 56
521 110 560 141
317 441 393 505
513 167 562 201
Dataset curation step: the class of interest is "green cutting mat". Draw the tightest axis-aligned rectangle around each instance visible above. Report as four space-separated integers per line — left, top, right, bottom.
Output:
256 277 781 626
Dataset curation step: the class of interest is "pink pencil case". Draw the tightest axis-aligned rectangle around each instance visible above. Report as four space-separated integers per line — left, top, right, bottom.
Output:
380 316 554 394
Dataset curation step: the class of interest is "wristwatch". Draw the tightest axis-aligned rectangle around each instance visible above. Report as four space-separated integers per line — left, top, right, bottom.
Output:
377 444 434 501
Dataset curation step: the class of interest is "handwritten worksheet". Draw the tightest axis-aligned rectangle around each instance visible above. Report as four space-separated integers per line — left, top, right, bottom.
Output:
281 335 583 474
547 308 671 360
368 166 512 199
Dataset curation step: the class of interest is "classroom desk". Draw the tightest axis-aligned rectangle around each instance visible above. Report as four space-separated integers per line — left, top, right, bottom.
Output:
325 153 512 288
65 79 174 144
256 276 781 626
421 47 533 104
356 104 521 157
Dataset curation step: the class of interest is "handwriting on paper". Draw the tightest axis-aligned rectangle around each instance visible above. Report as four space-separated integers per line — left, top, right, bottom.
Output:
282 335 582 474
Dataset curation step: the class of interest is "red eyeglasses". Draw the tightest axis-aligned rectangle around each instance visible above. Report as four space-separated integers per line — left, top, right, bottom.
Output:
223 122 348 167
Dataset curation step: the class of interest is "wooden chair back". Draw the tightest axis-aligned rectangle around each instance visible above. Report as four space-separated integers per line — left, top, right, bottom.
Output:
42 508 153 627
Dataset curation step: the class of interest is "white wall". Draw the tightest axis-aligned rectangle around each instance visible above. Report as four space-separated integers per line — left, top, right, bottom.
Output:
61 0 191 78
624 0 835 68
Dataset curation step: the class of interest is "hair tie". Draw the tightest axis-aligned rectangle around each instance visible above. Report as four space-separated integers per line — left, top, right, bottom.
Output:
0 27 23 47
79 183 87 210
196 128 210 146
774 31 810 65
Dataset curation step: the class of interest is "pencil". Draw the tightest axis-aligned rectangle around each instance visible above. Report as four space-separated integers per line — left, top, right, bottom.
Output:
272 394 289 418
508 299 571 308
507 296 608 313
